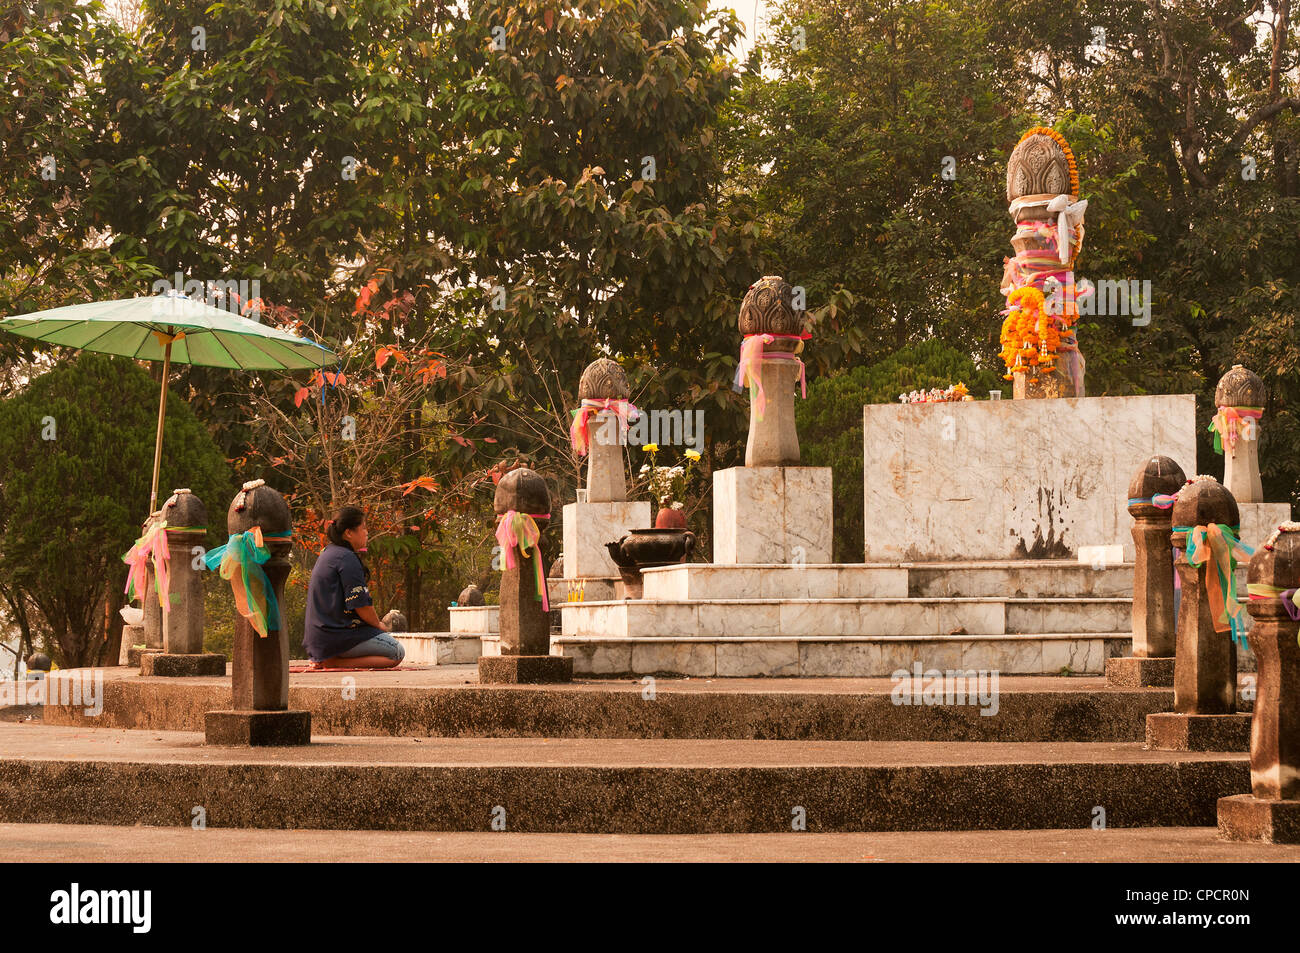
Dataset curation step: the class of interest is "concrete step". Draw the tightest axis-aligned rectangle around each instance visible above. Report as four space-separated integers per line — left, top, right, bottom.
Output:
38 669 1166 741
554 633 1130 677
560 597 1131 639
640 560 1134 601
0 724 1247 832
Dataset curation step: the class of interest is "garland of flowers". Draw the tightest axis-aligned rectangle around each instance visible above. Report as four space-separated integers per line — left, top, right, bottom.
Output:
898 383 972 404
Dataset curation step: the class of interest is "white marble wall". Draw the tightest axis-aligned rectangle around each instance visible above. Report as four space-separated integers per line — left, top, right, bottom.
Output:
863 395 1197 562
713 466 833 565
563 500 651 578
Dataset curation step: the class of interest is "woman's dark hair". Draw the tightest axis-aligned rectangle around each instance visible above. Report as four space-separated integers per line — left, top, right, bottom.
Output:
326 505 366 547
326 506 370 580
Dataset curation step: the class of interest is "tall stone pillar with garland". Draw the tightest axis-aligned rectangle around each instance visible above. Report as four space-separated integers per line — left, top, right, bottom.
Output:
998 127 1088 400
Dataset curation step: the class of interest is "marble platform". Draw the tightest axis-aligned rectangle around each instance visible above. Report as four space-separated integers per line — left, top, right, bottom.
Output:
862 395 1197 562
713 466 833 564
552 559 1136 677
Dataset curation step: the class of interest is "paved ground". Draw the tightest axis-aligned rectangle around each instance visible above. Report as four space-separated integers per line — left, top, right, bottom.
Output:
0 721 1246 766
2 823 1296 862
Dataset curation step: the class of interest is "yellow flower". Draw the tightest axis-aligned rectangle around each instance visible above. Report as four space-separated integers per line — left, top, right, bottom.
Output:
642 443 659 452
684 449 701 461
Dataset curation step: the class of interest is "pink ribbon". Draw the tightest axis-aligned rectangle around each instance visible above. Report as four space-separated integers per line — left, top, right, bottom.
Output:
123 520 171 612
495 510 551 611
569 399 638 456
733 334 808 420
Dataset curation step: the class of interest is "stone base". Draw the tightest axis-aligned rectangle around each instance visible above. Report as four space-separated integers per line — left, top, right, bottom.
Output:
141 653 226 677
1145 712 1252 751
478 655 573 684
1106 656 1174 688
713 466 832 565
862 395 1196 561
1237 502 1292 551
1218 794 1300 844
127 647 162 667
563 501 652 579
204 710 312 746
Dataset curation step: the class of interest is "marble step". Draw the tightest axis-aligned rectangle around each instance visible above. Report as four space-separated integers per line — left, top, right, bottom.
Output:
553 632 1130 678
560 597 1131 639
0 724 1246 832
640 560 1134 602
395 632 485 666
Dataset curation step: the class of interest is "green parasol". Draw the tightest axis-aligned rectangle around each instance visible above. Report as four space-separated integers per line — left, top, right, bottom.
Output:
0 293 337 511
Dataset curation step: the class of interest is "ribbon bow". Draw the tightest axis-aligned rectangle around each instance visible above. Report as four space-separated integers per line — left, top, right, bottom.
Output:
1246 583 1300 624
123 520 171 612
1046 195 1088 264
1208 406 1262 455
204 527 285 638
733 333 808 421
569 399 638 457
495 511 551 611
1180 523 1254 647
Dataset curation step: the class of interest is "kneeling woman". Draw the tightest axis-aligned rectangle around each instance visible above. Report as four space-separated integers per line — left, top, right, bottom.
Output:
304 506 405 669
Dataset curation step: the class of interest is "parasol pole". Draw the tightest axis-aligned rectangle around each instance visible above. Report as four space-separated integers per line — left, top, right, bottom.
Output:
148 332 173 514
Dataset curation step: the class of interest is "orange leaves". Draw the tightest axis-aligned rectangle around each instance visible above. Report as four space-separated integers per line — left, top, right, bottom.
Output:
294 369 346 407
543 8 554 30
354 277 381 315
400 476 439 495
416 358 447 384
293 386 309 408
376 345 408 370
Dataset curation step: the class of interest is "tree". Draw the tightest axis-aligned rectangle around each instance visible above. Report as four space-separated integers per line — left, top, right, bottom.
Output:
0 353 230 666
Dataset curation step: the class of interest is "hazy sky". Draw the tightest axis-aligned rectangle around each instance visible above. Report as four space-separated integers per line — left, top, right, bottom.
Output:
728 1 770 54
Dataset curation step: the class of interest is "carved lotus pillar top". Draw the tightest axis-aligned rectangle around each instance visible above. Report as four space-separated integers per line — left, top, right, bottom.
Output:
739 275 805 353
578 358 630 401
1007 129 1078 215
1215 364 1266 409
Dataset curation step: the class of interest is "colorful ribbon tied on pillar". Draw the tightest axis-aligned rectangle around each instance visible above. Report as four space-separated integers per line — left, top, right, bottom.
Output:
495 510 551 611
1179 523 1255 647
203 527 290 638
1126 493 1179 509
1208 406 1263 455
569 399 638 457
123 520 171 612
1246 583 1300 626
733 333 809 421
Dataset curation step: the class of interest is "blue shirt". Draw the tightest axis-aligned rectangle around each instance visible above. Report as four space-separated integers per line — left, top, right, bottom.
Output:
303 544 383 661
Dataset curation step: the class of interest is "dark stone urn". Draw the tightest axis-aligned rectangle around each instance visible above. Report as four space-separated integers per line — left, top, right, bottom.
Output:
608 528 695 600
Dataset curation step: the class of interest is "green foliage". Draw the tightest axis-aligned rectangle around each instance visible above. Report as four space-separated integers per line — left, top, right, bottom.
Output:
797 341 1001 561
0 352 230 665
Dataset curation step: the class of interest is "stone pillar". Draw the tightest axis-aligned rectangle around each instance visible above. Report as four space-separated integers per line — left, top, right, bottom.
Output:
746 359 801 467
1146 476 1252 751
1219 523 1300 842
204 479 311 745
1107 456 1185 688
141 489 225 677
716 275 832 565
1215 365 1265 505
564 358 650 581
479 468 573 684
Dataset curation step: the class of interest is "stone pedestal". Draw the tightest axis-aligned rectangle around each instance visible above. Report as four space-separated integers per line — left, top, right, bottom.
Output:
563 501 651 578
1219 521 1300 842
1223 433 1263 504
118 624 154 666
862 395 1196 561
713 466 832 565
205 482 310 746
150 520 225 677
1147 476 1246 751
1237 502 1292 551
745 359 801 467
479 468 571 685
586 411 627 503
